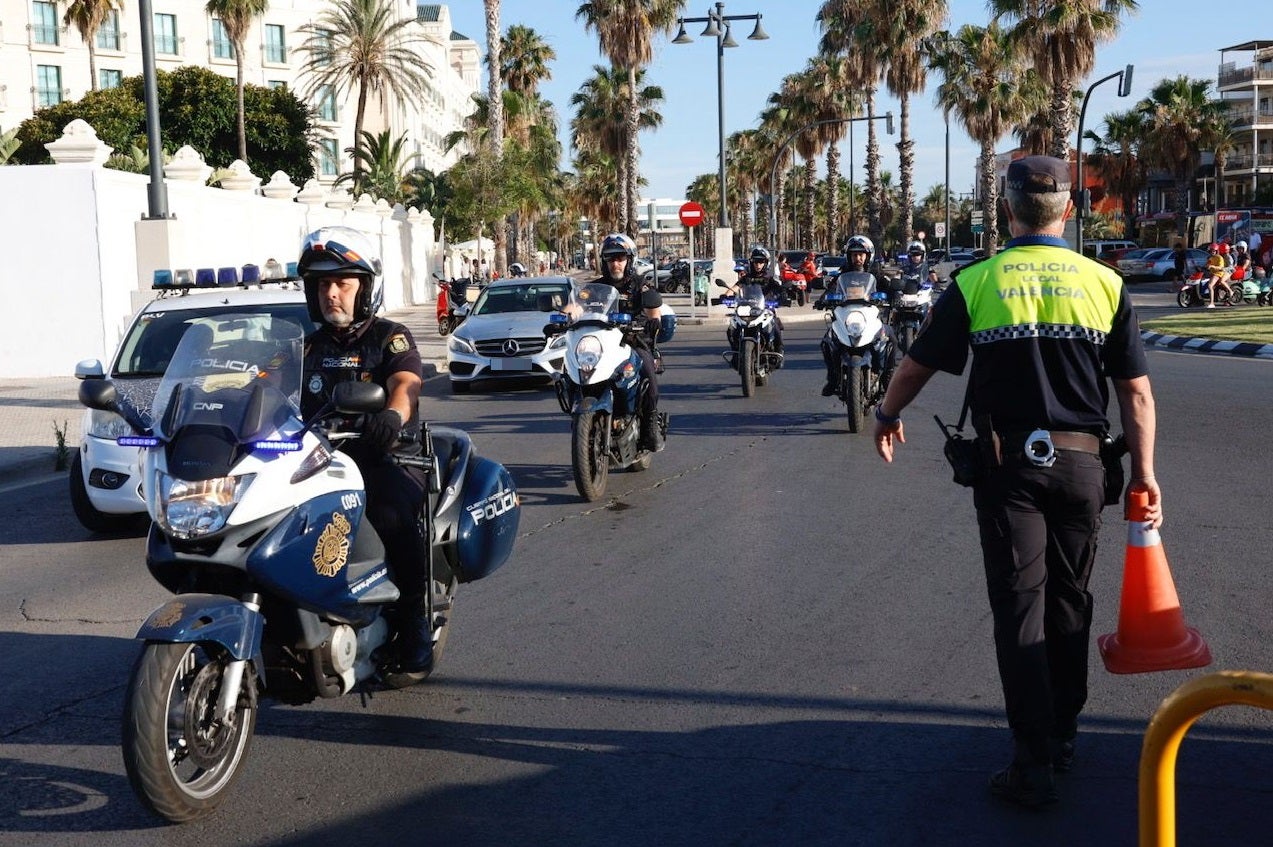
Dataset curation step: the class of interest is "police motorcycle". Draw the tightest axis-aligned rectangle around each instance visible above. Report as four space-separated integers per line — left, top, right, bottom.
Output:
546 282 671 502
716 279 783 397
885 267 934 354
78 315 519 823
820 273 896 433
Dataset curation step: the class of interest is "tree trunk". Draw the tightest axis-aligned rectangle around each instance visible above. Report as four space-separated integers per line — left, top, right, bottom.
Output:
626 66 641 237
236 52 247 164
1048 80 1070 160
898 91 914 246
88 43 99 91
803 157 816 250
354 84 369 187
826 144 840 250
865 87 883 252
980 142 999 256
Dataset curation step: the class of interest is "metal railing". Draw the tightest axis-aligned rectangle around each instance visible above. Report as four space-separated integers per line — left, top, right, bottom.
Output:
1139 670 1273 847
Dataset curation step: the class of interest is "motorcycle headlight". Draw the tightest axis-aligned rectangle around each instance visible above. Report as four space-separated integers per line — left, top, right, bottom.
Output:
575 335 603 377
845 313 866 342
87 409 133 439
156 471 255 539
448 335 476 355
735 304 754 318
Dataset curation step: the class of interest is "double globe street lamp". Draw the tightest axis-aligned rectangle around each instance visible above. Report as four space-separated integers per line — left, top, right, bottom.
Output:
672 3 768 231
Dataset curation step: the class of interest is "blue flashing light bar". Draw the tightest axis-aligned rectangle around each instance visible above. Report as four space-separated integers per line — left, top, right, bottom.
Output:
252 439 302 452
217 266 240 286
117 435 160 447
195 268 217 288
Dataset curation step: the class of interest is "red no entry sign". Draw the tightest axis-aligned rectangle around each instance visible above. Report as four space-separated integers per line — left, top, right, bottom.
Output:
679 201 705 227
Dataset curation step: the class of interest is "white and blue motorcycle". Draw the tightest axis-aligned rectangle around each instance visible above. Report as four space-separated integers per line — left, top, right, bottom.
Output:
79 313 519 823
718 280 783 397
548 282 670 502
822 272 896 433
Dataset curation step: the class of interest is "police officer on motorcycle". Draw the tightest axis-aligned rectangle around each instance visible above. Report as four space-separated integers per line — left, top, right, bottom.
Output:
591 232 667 452
725 246 786 357
297 226 435 674
815 235 888 396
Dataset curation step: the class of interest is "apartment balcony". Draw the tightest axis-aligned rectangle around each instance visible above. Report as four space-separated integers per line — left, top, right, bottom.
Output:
1217 64 1273 91
1225 104 1273 129
1222 152 1273 173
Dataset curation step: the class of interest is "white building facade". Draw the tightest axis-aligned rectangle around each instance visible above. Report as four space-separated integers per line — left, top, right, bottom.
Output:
0 0 480 178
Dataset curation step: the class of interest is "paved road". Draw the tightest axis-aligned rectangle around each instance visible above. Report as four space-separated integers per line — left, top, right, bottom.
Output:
1 316 1269 846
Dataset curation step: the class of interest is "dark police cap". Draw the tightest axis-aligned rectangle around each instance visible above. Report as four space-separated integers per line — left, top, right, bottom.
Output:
1005 155 1072 194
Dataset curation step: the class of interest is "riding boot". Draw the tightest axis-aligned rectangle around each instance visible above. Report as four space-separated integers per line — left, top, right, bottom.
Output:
392 598 434 674
639 406 665 453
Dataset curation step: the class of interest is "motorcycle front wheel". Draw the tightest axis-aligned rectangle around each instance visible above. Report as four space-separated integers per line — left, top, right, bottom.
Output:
437 317 451 336
572 411 610 501
740 339 756 397
122 641 257 823
1176 287 1196 308
843 364 865 433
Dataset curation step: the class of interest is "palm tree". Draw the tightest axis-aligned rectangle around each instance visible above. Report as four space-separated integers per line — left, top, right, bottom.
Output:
818 0 887 249
483 0 503 157
930 22 1037 255
1082 109 1146 239
296 0 433 184
576 0 685 235
336 128 417 202
880 0 947 245
1136 76 1228 238
63 0 122 91
205 0 268 164
501 24 555 98
991 0 1140 160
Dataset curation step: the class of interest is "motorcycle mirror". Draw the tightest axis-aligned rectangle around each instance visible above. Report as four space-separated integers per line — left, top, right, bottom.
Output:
78 377 118 412
332 381 386 415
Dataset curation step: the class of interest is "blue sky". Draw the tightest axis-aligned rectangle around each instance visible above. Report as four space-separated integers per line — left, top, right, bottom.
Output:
446 1 1225 202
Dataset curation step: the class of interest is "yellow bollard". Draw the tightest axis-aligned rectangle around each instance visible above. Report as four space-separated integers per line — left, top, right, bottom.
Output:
1140 670 1273 847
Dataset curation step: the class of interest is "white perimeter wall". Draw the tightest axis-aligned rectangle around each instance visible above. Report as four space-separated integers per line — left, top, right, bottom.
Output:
0 164 437 378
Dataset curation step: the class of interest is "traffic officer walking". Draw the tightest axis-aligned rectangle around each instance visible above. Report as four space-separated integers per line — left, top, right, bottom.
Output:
869 156 1161 808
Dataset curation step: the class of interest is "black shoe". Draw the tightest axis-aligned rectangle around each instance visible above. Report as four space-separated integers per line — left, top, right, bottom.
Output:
639 413 665 453
392 611 435 674
988 762 1058 808
821 381 837 397
1050 737 1075 773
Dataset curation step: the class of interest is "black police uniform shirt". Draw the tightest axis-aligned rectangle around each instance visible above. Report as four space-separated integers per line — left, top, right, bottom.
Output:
907 234 1148 434
302 318 423 461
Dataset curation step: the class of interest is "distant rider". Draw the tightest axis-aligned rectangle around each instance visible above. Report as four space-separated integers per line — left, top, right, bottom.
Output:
815 234 890 396
725 246 786 360
589 232 669 452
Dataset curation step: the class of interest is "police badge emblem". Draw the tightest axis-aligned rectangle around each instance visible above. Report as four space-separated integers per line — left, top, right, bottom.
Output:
312 512 352 577
308 374 324 394
388 333 410 354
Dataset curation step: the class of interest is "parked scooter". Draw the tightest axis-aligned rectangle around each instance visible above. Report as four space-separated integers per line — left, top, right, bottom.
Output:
547 282 670 501
820 272 895 433
717 280 783 397
78 316 519 823
433 273 477 336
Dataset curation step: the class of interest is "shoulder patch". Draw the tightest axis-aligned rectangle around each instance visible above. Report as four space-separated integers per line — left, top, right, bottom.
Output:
387 333 410 355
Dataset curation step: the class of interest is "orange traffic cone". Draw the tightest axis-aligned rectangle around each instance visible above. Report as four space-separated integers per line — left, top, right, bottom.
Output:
1098 489 1212 674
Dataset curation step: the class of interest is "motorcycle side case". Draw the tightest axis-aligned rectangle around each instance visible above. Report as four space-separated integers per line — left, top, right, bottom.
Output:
431 426 520 583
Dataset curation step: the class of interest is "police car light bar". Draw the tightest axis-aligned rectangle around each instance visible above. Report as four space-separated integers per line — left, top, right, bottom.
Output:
151 260 303 291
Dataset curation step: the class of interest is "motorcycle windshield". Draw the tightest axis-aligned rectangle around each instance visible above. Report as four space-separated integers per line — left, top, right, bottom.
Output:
738 283 766 309
150 312 307 444
569 281 621 320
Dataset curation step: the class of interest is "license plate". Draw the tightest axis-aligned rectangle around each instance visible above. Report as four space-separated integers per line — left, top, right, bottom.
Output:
492 358 531 371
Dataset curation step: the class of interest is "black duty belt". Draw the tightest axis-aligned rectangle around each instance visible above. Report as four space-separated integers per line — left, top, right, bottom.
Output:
999 430 1101 468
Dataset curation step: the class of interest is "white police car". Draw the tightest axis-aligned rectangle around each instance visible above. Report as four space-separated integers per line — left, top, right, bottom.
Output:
71 264 315 532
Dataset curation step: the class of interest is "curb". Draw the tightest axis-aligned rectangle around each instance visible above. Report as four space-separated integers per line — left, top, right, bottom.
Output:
1140 331 1273 359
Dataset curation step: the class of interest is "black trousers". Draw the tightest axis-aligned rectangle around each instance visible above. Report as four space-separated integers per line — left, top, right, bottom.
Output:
360 457 429 601
972 448 1105 763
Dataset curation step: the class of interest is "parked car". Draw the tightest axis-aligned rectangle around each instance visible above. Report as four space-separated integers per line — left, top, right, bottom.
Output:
818 255 847 290
1083 239 1138 261
71 282 316 533
1118 247 1207 282
445 276 572 392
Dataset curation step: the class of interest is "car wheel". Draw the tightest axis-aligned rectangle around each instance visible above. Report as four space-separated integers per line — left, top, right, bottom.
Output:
69 453 148 534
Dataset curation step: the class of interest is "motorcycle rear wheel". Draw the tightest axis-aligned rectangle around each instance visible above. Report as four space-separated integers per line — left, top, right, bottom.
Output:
899 324 916 355
572 411 609 501
384 576 457 689
437 318 451 336
844 365 865 433
122 641 257 823
740 340 756 397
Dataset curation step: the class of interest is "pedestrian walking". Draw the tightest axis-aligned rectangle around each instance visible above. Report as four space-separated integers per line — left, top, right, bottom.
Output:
870 155 1161 808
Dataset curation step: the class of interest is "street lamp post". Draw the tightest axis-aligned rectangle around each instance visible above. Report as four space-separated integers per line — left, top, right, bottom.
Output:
768 114 893 251
672 3 768 231
1075 64 1133 255
137 0 168 219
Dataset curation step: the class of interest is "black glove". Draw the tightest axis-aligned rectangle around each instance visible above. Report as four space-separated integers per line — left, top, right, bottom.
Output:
362 408 403 453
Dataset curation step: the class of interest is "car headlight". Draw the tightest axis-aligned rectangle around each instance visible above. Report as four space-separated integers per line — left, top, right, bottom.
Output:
548 333 568 350
448 335 476 355
155 471 255 539
87 409 133 439
575 335 602 377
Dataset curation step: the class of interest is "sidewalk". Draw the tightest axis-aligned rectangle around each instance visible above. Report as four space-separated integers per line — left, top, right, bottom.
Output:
1 290 1265 485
